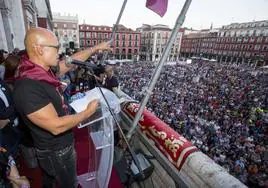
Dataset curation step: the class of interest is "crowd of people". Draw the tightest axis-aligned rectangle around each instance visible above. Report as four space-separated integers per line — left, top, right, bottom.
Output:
0 26 267 187
118 61 268 187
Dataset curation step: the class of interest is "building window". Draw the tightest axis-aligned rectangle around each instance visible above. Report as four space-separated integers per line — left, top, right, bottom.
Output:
86 32 91 38
128 41 132 47
116 34 119 40
135 34 138 40
93 40 96 45
122 41 126 47
64 24 67 28
93 27 95 30
79 32 84 38
250 37 255 42
54 23 57 27
116 41 119 47
92 32 97 39
80 26 83 30
263 46 267 51
73 24 76 29
80 39 85 46
254 44 261 50
257 37 263 43
122 34 126 40
129 34 132 40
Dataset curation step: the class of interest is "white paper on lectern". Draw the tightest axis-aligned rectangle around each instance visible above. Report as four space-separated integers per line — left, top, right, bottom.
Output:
70 88 121 114
70 93 99 113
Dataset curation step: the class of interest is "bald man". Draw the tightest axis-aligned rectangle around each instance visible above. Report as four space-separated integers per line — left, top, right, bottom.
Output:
13 27 111 188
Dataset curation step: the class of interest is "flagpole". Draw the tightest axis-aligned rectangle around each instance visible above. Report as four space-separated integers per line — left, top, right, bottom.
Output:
127 0 192 139
94 0 147 178
100 0 128 63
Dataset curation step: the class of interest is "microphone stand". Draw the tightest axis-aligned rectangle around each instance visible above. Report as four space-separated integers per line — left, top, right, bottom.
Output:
94 0 145 178
83 66 145 178
70 0 145 179
65 0 144 176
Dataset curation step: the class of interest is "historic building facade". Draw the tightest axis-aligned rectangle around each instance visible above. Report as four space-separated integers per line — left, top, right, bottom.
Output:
215 20 268 64
137 24 183 61
180 20 268 65
52 13 79 53
0 0 53 52
79 24 141 60
34 0 53 30
180 28 219 59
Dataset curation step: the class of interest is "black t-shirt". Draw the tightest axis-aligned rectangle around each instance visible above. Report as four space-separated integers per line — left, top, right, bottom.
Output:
13 78 73 150
94 65 105 77
104 75 119 91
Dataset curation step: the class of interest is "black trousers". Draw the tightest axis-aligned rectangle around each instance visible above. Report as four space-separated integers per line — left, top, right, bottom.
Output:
35 144 77 188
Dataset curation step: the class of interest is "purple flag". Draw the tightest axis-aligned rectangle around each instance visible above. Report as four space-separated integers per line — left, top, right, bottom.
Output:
146 0 168 17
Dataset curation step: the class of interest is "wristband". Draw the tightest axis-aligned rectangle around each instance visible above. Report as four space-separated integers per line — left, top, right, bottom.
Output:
8 156 16 167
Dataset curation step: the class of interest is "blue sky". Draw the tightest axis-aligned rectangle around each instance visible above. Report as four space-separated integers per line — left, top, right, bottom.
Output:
50 0 268 29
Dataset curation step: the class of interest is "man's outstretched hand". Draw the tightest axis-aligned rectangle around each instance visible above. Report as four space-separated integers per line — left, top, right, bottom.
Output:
95 41 112 52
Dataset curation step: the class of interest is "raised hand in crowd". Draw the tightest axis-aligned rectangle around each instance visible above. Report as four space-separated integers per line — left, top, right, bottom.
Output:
8 176 30 188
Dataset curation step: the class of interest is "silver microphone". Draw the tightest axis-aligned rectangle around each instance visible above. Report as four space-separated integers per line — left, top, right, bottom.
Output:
64 55 97 69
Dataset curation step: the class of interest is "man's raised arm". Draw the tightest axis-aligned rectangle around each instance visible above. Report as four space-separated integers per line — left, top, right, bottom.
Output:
58 41 112 76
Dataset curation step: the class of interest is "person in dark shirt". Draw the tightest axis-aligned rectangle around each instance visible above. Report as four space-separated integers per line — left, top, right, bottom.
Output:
0 80 20 157
104 63 119 92
13 27 111 188
93 64 105 86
